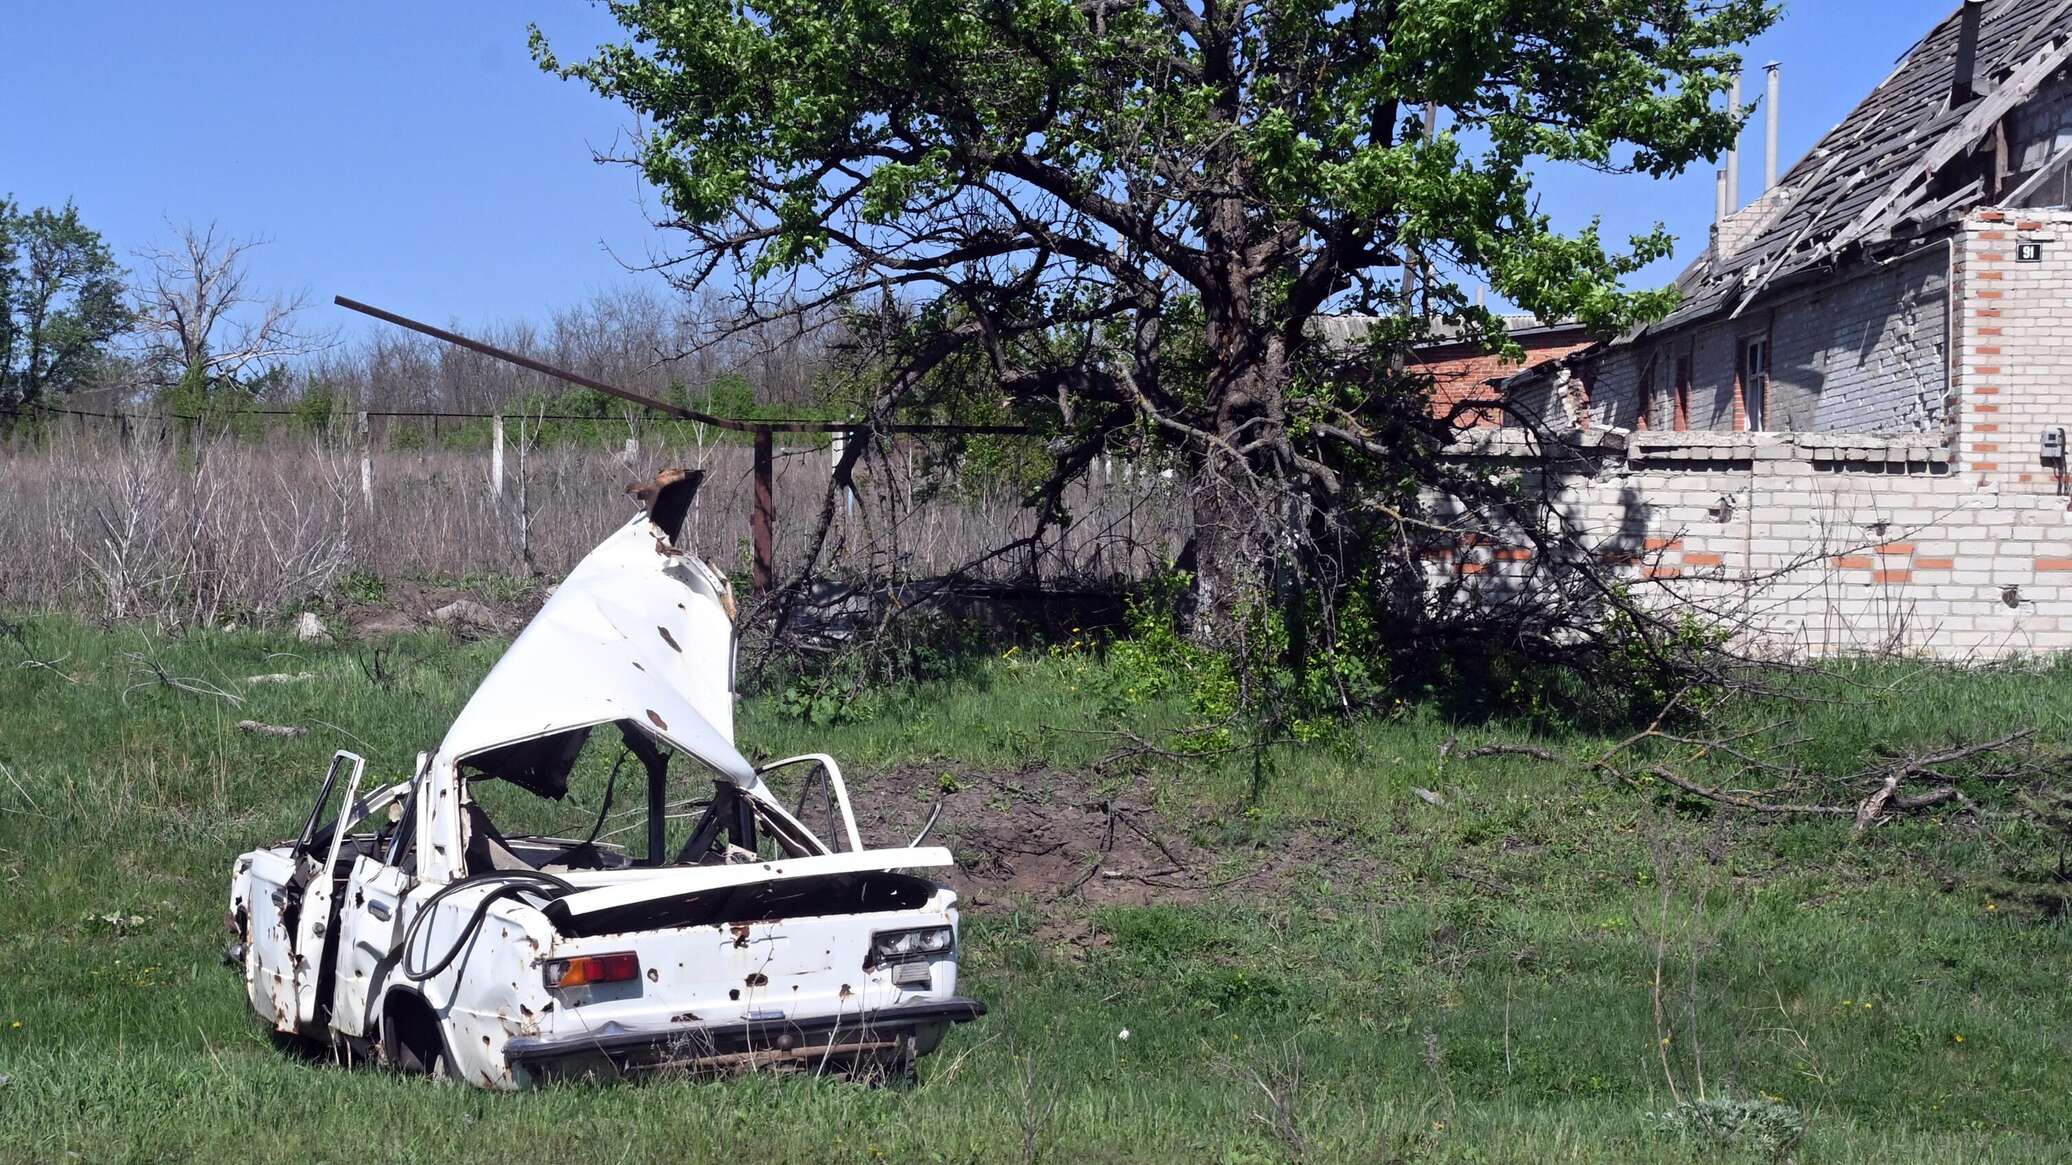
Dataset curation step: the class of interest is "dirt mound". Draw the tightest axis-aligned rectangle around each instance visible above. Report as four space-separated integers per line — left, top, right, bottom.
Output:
338 578 549 640
844 762 1383 915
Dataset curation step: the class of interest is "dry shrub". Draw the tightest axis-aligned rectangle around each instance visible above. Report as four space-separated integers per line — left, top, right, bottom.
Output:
1 415 1178 623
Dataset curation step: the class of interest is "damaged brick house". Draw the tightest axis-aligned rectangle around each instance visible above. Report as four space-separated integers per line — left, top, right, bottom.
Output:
1315 313 1593 425
1509 0 2072 498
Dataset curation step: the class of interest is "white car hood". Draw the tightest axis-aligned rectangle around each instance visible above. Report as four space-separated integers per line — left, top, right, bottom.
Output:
428 506 750 786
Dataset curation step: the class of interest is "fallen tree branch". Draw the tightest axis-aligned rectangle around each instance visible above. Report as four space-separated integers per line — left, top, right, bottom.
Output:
1646 766 1851 816
1462 743 1559 762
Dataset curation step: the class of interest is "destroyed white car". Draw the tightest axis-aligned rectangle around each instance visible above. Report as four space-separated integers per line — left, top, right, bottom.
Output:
226 470 982 1087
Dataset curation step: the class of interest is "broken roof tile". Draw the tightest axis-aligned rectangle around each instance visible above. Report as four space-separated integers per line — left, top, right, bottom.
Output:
1639 0 2072 339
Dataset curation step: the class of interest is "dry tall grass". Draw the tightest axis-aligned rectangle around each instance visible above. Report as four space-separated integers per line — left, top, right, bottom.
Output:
1 416 1181 623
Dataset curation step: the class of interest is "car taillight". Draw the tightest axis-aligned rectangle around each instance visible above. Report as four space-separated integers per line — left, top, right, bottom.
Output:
868 926 954 966
544 952 640 989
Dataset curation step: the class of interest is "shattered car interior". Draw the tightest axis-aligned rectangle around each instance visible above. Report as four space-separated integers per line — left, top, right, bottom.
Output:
227 469 984 1087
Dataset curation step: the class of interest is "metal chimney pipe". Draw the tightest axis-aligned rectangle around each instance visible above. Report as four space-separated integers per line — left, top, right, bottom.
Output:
1726 72 1743 210
1764 62 1781 191
1715 168 1729 228
1953 0 1984 105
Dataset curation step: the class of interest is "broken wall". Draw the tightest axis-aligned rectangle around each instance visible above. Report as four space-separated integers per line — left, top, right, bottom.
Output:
1582 250 1948 436
2009 69 2072 187
1426 430 2072 659
1508 366 1577 431
1786 249 1950 433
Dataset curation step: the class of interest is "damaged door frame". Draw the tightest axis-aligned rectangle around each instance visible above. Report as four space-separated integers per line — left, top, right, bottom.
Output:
756 753 862 853
292 751 369 1027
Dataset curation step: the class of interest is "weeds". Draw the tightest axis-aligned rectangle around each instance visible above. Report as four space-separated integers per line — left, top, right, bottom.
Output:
3 620 2072 1162
1648 1094 1808 1160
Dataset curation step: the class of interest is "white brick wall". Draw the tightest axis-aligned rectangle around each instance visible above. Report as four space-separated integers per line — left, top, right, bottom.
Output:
1428 432 2072 659
1952 208 2072 497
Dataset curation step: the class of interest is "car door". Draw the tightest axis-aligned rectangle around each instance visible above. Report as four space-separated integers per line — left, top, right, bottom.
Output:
241 843 303 1032
292 752 371 1028
329 755 426 1040
243 750 365 1033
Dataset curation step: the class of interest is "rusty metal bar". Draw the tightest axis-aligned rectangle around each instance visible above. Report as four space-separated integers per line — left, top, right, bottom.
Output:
333 296 1031 436
653 1039 903 1072
752 427 775 595
335 295 752 432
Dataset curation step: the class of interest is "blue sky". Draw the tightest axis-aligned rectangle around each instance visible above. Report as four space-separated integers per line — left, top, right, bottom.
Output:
3 1 1960 340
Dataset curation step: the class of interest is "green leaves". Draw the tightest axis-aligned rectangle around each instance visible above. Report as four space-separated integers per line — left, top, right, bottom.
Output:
540 0 1775 654
0 198 132 411
544 0 1770 331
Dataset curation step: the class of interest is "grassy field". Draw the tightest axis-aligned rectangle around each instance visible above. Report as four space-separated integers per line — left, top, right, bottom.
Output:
3 617 2071 1163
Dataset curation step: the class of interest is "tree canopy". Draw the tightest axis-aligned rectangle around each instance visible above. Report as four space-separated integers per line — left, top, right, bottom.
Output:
540 0 1774 664
0 198 130 411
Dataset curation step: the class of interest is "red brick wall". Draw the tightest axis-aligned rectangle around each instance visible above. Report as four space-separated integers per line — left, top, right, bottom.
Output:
1413 332 1594 426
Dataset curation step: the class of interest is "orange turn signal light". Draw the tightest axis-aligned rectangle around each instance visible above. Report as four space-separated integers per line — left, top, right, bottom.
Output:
544 951 640 989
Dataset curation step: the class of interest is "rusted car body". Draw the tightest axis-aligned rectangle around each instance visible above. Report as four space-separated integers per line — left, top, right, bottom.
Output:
226 471 982 1087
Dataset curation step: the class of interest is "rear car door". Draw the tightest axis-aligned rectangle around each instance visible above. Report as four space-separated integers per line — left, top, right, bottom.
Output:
329 756 427 1039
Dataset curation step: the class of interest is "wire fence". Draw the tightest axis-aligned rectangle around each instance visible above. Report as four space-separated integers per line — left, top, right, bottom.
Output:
0 404 1184 624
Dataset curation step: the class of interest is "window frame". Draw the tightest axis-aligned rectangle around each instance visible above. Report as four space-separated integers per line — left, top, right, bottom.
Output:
1673 354 1693 432
1740 336 1771 432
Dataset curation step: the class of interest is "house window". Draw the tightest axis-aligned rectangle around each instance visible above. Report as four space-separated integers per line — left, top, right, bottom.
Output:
1637 364 1653 430
1741 338 1770 431
1674 355 1692 432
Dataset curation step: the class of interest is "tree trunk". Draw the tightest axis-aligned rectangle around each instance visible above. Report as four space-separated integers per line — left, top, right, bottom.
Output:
1181 328 1289 646
1185 456 1265 645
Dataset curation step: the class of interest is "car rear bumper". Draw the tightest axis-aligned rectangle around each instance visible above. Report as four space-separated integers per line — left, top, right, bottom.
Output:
503 998 987 1079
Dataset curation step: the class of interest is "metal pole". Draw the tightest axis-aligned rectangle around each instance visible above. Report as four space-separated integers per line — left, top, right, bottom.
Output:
752 427 775 595
1764 62 1781 191
1399 103 1438 318
1726 72 1742 211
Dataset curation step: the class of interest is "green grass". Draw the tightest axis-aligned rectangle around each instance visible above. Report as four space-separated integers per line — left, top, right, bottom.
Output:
3 618 2071 1162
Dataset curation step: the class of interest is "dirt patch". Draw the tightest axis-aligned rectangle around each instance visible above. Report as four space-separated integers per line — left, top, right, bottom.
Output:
337 578 550 640
844 762 1386 922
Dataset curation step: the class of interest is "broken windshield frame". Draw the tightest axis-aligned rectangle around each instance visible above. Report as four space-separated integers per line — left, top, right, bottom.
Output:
457 718 847 876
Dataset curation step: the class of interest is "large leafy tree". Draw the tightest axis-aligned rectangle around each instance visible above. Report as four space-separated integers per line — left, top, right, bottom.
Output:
0 198 131 411
539 0 1772 648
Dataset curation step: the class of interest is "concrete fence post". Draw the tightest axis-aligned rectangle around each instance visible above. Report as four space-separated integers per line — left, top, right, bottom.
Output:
832 429 853 517
490 413 505 500
356 412 373 511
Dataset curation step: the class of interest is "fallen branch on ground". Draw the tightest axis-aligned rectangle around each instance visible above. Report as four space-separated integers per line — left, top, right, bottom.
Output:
1457 717 2055 831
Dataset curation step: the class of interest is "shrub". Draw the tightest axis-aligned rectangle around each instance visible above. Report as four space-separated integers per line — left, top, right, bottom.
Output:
1648 1095 1808 1160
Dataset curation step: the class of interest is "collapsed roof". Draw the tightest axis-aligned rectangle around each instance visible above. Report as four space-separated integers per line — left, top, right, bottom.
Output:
1641 0 2072 338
